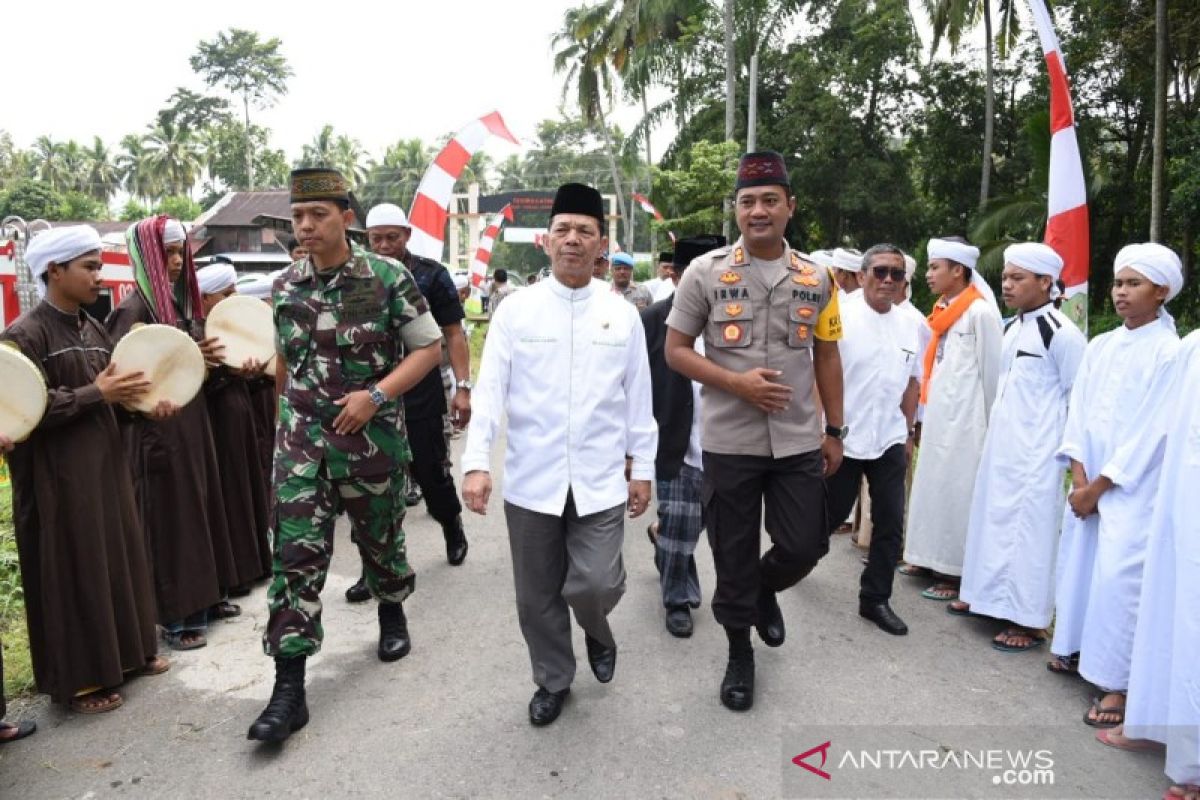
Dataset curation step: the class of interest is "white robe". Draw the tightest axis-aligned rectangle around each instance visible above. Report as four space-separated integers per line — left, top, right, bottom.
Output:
959 304 1086 627
1124 331 1200 785
904 298 1002 576
1049 317 1179 693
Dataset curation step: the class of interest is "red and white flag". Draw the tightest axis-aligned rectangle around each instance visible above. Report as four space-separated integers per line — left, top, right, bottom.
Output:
407 111 520 262
631 192 676 243
1027 0 1090 328
468 204 514 289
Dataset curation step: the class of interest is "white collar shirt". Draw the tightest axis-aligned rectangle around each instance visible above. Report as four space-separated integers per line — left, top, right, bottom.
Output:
839 292 923 460
462 275 658 516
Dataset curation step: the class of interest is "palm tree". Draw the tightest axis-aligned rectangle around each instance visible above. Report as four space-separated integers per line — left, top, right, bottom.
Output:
298 125 338 169
332 134 368 189
83 137 120 202
117 134 158 204
143 119 204 198
57 140 88 194
31 135 65 190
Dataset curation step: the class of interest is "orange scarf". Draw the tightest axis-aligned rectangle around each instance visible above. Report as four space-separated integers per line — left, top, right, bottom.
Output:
920 284 981 404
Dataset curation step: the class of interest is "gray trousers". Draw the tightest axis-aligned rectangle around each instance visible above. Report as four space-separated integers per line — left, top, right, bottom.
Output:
504 493 626 692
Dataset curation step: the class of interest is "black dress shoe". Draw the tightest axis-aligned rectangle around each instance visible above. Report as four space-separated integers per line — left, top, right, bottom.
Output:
584 634 617 683
720 650 755 711
443 517 469 566
755 589 785 647
665 606 693 638
247 657 309 743
345 574 370 604
378 602 412 662
528 686 570 726
860 601 909 636
405 486 423 507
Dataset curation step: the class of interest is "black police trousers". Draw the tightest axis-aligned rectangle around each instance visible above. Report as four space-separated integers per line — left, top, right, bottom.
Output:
406 414 462 527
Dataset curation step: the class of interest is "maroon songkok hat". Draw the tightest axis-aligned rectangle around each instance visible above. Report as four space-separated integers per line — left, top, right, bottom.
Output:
735 150 790 191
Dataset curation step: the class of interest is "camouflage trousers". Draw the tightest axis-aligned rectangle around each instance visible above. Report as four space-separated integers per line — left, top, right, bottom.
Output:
264 465 416 658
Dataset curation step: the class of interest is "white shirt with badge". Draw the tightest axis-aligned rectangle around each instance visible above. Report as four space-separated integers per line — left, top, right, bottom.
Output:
837 292 922 461
462 275 658 516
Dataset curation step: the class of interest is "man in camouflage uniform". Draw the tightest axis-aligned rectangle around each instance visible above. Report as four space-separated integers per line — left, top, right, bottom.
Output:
248 168 443 744
611 251 653 309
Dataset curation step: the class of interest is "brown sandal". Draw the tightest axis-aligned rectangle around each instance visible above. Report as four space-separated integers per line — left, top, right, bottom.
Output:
69 689 123 715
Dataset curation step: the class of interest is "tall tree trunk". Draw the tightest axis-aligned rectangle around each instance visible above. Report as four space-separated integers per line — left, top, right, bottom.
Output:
1150 0 1168 242
597 115 631 247
243 94 255 191
979 1 995 213
642 91 655 255
723 0 736 241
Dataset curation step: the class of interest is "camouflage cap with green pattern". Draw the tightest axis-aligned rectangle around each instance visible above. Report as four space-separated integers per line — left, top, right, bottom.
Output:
290 168 350 204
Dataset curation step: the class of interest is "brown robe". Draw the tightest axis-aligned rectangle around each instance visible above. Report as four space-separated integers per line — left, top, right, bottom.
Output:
1 302 158 703
106 292 232 622
204 366 270 585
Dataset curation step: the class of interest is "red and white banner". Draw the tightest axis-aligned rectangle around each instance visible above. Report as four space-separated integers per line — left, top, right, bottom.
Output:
468 204 514 289
631 192 676 243
1027 0 1090 329
407 111 520 262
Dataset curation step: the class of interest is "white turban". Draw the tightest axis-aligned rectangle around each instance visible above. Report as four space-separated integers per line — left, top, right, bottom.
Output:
1115 243 1184 302
810 249 836 269
366 203 410 229
24 225 102 299
927 237 997 311
162 218 187 244
832 247 863 272
196 263 238 295
1005 242 1065 299
903 254 917 300
236 270 281 301
453 273 469 291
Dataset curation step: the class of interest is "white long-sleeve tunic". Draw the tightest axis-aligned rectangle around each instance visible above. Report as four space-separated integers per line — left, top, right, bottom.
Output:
959 303 1086 628
904 298 1003 576
462 275 658 517
1049 317 1179 693
1124 331 1200 785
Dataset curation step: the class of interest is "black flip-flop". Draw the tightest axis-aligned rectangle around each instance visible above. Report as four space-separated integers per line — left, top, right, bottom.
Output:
946 601 978 617
1047 653 1079 675
1083 697 1125 728
991 629 1046 652
0 720 36 744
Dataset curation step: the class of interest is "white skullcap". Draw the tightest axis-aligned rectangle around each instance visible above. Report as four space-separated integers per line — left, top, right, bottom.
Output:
1115 243 1184 302
196 263 238 295
366 203 410 229
25 225 102 299
453 273 469 290
162 218 187 244
832 247 863 272
236 270 282 301
810 250 836 268
927 238 979 269
1004 242 1064 281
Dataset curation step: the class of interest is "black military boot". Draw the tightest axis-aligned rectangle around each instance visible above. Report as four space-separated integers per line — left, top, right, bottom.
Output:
378 602 411 662
344 571 370 604
443 516 469 566
720 627 755 712
247 656 309 742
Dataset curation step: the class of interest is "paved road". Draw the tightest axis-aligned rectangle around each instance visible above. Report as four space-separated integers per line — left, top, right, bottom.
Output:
0 436 1171 799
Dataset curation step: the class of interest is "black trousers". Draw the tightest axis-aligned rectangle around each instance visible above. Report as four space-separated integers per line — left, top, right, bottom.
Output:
824 443 907 604
702 450 829 629
406 414 462 527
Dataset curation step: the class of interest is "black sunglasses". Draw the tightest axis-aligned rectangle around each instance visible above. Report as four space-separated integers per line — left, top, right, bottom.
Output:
870 267 907 282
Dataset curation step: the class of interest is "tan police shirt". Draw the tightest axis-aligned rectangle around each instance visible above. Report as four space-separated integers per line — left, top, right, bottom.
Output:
666 238 842 458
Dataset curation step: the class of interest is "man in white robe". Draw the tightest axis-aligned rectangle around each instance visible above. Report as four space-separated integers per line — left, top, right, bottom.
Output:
1110 331 1200 798
1050 242 1183 728
952 243 1086 650
461 183 657 727
901 237 1002 600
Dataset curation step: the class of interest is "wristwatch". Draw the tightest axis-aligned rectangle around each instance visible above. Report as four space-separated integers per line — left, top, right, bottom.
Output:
456 378 474 391
824 423 850 440
367 384 388 407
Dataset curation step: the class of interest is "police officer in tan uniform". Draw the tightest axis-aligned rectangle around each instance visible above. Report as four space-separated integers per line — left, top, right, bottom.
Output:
665 151 846 712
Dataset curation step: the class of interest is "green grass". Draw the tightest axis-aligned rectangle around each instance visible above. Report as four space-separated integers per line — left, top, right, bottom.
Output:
0 472 34 701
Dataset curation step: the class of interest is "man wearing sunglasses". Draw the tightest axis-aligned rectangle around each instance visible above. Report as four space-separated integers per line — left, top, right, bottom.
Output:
823 245 924 636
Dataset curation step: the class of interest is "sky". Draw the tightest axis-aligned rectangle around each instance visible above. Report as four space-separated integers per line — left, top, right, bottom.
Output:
2 0 674 172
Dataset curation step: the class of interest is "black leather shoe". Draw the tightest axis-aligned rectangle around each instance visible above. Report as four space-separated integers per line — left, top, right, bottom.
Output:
345 574 370 604
378 602 411 662
528 686 570 726
405 486 423 507
585 634 617 683
860 601 909 636
665 606 693 638
443 517 469 566
247 657 309 742
720 650 755 711
755 589 785 647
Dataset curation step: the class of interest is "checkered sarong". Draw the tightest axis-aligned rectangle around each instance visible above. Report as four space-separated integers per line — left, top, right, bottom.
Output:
654 464 705 608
